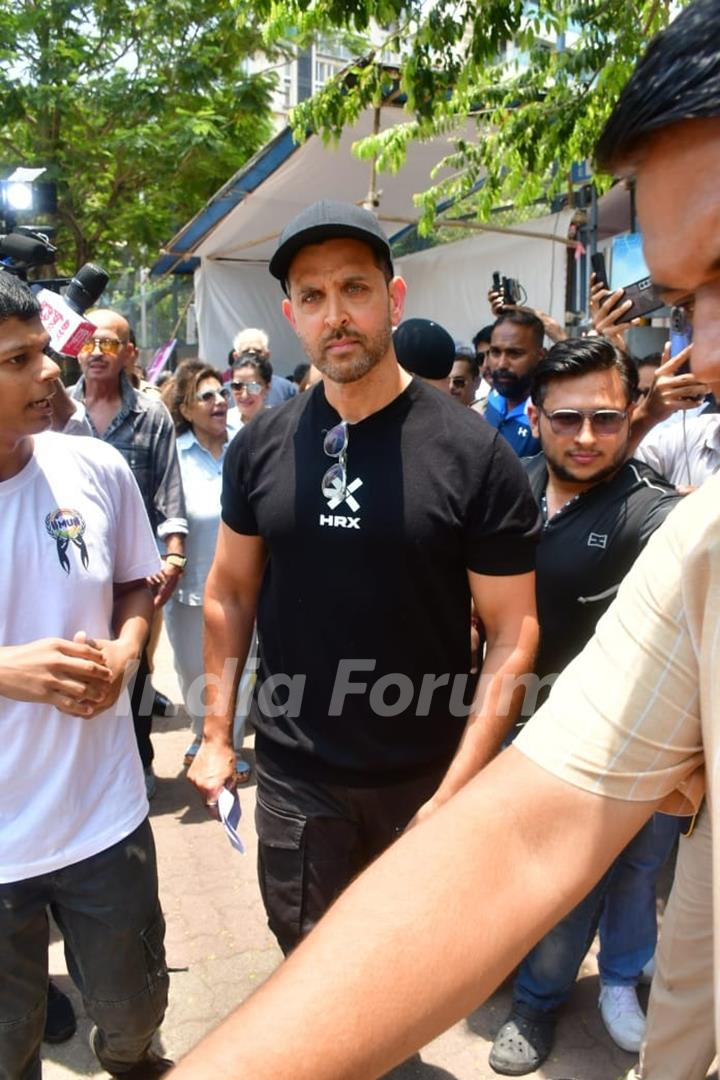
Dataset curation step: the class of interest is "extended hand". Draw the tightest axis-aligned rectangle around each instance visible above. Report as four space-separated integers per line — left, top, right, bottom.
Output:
487 290 566 343
72 631 140 719
0 636 112 716
188 740 237 811
589 277 640 348
637 342 709 423
147 560 182 609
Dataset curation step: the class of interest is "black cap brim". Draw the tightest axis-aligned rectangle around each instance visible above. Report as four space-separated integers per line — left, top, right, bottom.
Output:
269 206 393 289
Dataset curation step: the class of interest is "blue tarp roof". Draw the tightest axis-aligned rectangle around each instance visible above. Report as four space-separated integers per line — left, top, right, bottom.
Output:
151 126 299 277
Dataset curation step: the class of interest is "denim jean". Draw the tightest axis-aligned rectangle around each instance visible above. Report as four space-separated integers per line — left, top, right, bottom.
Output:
0 818 169 1080
598 813 680 985
514 813 679 1015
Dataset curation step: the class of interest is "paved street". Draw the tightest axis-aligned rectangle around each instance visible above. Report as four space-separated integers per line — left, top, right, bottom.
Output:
45 627 655 1080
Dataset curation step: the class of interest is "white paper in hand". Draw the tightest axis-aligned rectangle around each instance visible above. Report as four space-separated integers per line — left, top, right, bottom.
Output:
218 786 246 854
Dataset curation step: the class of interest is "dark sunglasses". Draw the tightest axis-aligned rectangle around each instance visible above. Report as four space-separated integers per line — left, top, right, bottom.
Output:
539 407 628 436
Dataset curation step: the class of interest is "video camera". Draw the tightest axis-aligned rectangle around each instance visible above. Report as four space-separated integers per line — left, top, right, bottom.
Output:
0 228 109 356
492 271 524 308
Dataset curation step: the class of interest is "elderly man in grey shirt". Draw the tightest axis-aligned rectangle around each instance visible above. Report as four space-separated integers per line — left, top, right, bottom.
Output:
70 308 188 789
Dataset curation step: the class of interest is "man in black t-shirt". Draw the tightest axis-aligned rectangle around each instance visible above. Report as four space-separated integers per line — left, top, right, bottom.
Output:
188 199 540 955
489 337 681 1076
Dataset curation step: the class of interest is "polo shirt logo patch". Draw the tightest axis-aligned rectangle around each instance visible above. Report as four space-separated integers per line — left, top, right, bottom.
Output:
517 426 529 438
587 532 608 549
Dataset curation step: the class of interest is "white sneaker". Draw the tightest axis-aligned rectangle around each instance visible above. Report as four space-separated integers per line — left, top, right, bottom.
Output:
599 983 646 1052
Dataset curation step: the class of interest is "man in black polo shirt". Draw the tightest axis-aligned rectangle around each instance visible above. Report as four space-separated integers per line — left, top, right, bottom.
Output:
489 337 681 1075
188 199 540 955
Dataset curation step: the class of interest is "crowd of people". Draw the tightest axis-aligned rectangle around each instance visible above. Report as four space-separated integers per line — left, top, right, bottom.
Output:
2 2 720 1078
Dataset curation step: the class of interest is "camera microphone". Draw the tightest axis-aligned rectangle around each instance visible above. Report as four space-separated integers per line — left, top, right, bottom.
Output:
35 261 109 357
0 229 109 356
0 230 57 266
65 263 110 315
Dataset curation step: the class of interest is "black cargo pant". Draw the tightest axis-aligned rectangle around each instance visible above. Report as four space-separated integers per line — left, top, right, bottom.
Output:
0 818 168 1080
255 753 447 955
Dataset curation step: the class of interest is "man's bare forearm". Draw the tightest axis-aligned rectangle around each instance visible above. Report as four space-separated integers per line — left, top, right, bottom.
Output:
201 575 257 746
429 627 538 808
170 749 657 1080
112 581 154 659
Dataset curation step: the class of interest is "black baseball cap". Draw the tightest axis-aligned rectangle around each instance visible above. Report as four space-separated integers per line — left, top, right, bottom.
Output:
269 199 394 290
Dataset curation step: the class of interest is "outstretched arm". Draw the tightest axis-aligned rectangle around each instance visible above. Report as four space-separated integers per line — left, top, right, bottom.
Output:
187 523 266 803
171 748 657 1080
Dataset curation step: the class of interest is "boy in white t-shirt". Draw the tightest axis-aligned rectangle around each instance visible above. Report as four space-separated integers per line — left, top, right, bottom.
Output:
0 272 172 1078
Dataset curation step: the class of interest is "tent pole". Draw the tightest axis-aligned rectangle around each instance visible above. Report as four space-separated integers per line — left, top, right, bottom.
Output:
362 104 382 212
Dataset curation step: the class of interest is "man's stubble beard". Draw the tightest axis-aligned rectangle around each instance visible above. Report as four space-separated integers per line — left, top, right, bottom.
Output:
544 439 629 487
302 322 394 385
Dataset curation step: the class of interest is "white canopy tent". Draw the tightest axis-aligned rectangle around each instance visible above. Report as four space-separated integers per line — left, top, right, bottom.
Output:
156 105 573 372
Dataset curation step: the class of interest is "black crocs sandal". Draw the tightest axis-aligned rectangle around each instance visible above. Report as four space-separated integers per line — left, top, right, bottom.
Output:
488 1008 556 1076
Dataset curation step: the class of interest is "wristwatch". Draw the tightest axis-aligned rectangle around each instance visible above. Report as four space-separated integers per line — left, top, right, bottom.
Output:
165 554 187 572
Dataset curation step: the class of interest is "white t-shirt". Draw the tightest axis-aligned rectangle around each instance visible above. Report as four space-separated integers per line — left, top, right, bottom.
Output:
0 433 161 882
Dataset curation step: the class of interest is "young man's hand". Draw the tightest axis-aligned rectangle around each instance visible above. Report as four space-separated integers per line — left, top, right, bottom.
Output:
0 636 112 716
72 631 141 719
589 274 642 349
635 342 708 424
147 559 183 608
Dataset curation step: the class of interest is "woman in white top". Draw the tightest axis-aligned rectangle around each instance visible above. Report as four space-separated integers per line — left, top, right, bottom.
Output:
163 361 251 780
225 355 271 429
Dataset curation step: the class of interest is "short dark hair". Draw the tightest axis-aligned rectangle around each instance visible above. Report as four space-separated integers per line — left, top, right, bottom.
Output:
233 355 273 387
164 359 225 434
472 325 494 348
292 362 310 383
454 351 480 379
530 337 639 407
492 309 545 350
0 271 41 325
282 244 393 296
371 250 394 285
636 352 663 371
596 0 720 171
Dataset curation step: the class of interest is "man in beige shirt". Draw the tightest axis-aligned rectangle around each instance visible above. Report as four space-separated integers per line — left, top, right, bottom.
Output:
169 2 720 1077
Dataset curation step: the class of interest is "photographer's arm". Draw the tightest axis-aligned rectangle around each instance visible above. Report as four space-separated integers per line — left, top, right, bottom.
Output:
487 289 567 343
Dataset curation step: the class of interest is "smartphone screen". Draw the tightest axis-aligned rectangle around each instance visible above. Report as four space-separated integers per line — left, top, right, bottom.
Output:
590 252 608 289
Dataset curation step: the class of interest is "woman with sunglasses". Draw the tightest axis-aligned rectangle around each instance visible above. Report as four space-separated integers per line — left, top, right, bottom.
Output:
162 361 251 781
226 354 271 428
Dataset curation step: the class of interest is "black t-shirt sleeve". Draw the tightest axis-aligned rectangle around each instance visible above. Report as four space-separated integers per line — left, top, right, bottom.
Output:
639 490 682 547
221 428 260 535
464 434 541 575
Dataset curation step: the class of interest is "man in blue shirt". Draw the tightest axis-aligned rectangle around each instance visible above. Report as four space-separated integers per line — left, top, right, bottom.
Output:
485 310 545 456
